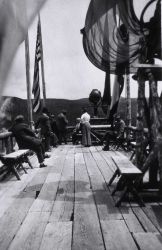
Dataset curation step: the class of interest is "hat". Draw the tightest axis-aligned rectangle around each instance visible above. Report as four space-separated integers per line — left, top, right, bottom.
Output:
14 115 24 122
42 107 49 114
62 110 67 115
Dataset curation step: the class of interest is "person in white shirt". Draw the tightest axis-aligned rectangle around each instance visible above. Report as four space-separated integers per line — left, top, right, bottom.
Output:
80 108 92 147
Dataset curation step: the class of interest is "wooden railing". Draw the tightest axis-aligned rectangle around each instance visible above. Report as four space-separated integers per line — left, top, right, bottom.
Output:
125 126 149 140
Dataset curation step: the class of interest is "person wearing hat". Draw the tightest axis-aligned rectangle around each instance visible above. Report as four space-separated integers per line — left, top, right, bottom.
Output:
10 115 47 168
57 110 68 144
35 107 52 152
113 115 125 137
49 114 59 147
103 114 125 151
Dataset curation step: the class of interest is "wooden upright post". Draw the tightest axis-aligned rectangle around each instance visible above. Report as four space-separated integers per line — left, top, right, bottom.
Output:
158 137 162 195
38 14 46 106
25 32 33 128
125 68 131 140
136 70 145 169
148 74 159 186
159 0 162 196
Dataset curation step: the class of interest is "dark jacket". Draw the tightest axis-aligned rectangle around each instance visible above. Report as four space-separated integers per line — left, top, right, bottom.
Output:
57 113 68 131
35 113 52 136
10 122 41 149
114 119 125 138
50 117 59 136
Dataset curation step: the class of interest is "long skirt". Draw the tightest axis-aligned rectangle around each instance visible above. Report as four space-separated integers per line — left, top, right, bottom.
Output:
82 122 91 146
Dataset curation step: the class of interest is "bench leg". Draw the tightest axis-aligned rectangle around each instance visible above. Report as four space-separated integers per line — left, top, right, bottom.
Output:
115 179 145 207
115 186 128 207
10 165 21 180
130 150 135 161
130 186 145 207
111 176 126 196
111 179 122 196
111 185 118 196
19 163 28 174
108 169 119 186
24 156 33 169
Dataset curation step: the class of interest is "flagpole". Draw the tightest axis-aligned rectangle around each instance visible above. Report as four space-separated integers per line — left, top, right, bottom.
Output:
38 14 46 106
25 32 33 128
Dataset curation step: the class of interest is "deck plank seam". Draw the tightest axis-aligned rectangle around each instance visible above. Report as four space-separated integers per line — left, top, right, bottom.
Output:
83 150 107 250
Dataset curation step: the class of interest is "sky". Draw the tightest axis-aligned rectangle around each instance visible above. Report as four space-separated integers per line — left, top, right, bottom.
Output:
2 0 160 100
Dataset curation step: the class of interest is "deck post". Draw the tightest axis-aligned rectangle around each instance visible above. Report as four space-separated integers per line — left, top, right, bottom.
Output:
125 67 131 142
25 32 33 128
38 14 47 106
159 0 162 196
136 69 145 169
148 70 162 194
148 73 159 187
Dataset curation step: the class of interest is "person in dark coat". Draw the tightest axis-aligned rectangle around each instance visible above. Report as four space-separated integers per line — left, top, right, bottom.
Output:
103 115 125 151
50 114 59 147
50 114 59 138
35 107 52 152
57 110 68 144
10 115 47 168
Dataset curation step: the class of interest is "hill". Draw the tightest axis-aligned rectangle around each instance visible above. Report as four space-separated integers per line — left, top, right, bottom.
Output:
0 96 137 129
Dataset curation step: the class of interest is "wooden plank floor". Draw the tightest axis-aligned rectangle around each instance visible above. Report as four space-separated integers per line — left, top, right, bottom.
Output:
0 145 162 250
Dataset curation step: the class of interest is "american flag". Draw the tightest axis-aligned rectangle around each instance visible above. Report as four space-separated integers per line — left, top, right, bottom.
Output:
32 18 42 113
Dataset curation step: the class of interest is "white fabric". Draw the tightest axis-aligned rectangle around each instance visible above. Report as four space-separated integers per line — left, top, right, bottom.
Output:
0 0 47 96
81 112 90 123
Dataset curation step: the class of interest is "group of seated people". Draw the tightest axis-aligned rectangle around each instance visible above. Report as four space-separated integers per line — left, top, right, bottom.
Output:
9 107 68 168
9 110 126 168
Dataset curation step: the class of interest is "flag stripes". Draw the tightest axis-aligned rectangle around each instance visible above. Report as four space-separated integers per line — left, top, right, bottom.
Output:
32 18 42 113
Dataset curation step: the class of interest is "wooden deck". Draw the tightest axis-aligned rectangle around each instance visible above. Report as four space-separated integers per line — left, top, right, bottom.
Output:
0 145 162 250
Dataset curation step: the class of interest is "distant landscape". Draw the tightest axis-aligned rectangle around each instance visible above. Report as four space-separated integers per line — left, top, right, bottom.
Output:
0 96 137 129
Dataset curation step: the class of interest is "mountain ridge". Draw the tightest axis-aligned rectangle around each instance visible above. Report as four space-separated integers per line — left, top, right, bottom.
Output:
0 96 137 129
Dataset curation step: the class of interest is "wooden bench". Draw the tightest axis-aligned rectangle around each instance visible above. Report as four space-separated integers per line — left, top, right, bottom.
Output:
108 155 144 207
0 149 33 181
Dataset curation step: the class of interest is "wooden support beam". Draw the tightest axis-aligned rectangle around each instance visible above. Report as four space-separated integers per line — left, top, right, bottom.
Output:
136 70 145 169
148 70 162 191
133 64 162 68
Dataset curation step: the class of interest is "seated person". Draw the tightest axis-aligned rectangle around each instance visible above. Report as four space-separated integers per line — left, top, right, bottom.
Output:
10 115 48 168
72 118 81 145
103 115 125 151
